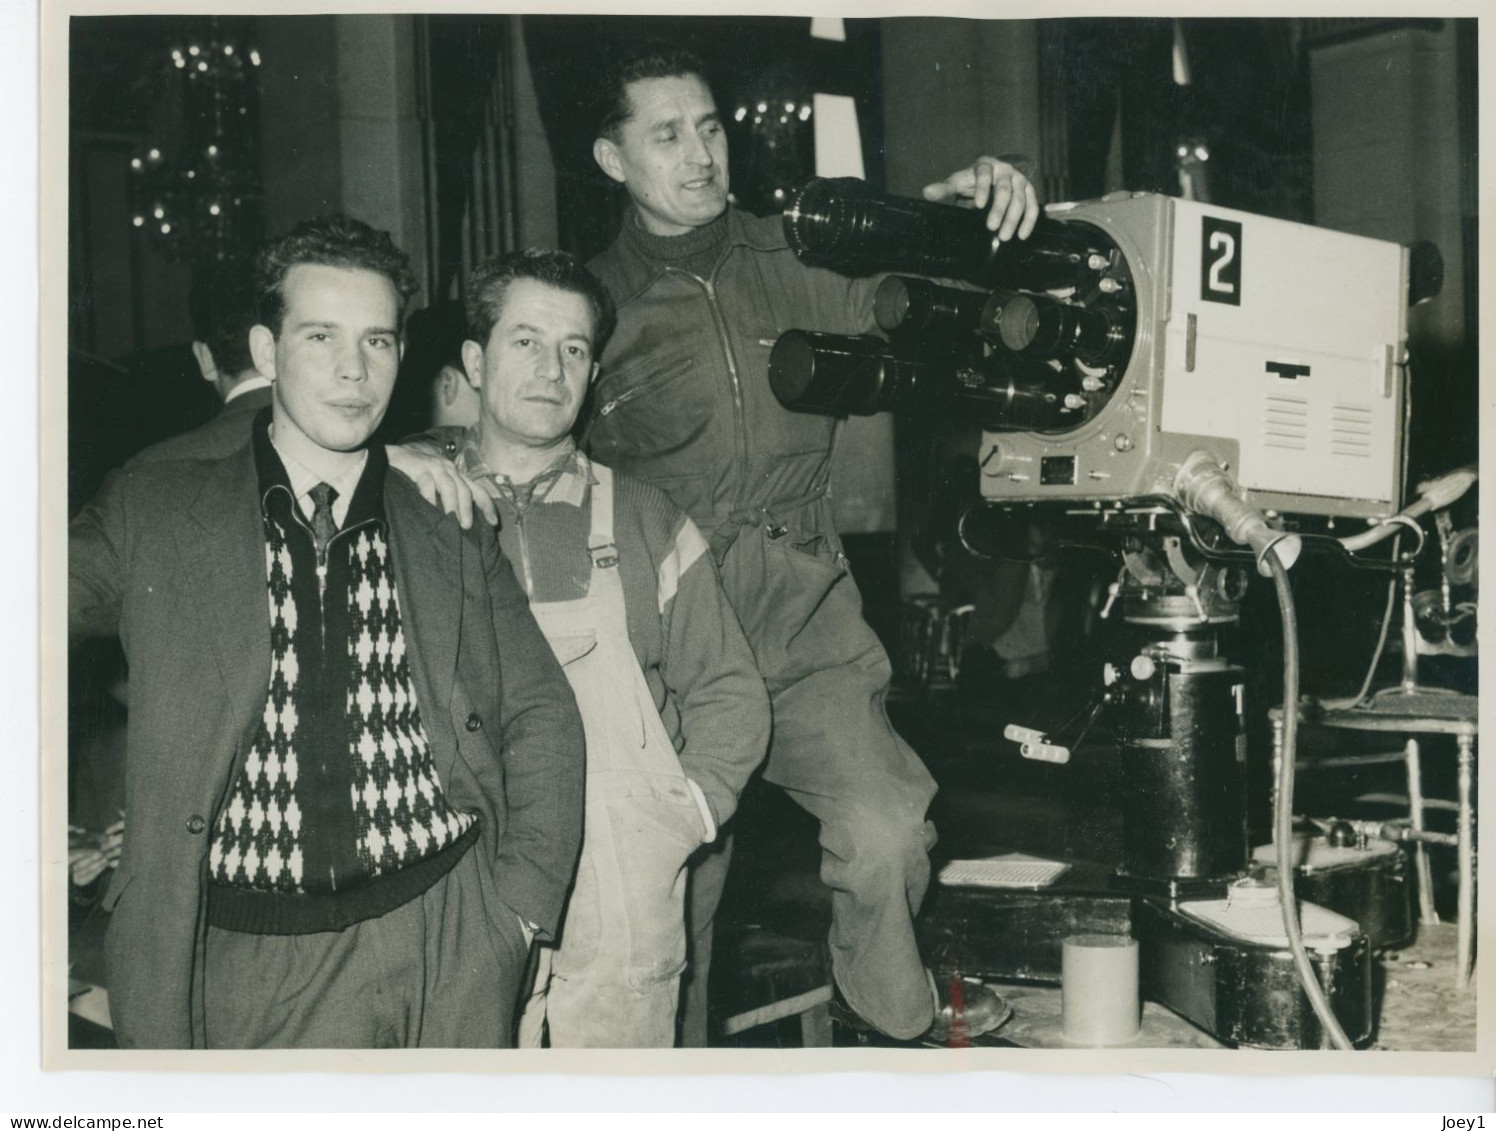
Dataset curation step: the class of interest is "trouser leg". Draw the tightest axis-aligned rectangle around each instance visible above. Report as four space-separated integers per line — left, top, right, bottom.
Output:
546 958 680 1048
542 780 696 1048
678 833 733 1047
721 508 939 1041
202 850 522 1049
414 848 528 1048
203 916 418 1049
765 664 938 1040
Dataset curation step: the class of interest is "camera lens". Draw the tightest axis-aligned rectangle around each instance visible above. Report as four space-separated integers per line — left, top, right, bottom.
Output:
874 276 989 339
982 289 1123 366
784 176 1102 290
769 329 1076 433
769 330 914 417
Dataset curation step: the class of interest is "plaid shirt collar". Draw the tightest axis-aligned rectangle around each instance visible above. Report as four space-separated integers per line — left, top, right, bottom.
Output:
456 432 595 511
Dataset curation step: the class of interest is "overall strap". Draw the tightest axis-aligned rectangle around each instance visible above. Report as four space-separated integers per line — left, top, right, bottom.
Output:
587 463 619 571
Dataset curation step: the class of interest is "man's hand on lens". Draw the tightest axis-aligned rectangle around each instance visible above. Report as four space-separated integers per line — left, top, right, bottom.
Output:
387 443 500 528
921 156 1040 242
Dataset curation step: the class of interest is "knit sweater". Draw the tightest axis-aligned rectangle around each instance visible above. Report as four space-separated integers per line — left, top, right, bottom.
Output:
619 208 729 281
206 435 478 934
456 441 768 830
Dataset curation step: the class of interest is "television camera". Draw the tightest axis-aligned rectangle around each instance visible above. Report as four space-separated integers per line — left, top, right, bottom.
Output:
770 176 1464 1049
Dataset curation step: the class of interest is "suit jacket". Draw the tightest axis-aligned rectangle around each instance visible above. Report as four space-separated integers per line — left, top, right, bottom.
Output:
69 431 585 1048
126 385 272 467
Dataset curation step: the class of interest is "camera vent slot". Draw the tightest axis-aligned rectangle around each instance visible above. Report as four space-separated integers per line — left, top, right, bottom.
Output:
1330 403 1373 458
1263 394 1309 451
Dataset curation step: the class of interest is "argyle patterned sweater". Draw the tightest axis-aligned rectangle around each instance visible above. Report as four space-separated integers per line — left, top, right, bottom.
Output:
206 439 478 935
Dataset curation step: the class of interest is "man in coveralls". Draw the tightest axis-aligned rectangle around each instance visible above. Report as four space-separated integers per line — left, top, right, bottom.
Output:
455 249 770 1047
584 46 1041 1044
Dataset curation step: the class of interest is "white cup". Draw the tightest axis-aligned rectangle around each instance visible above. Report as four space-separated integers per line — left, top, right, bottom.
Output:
1061 933 1141 1046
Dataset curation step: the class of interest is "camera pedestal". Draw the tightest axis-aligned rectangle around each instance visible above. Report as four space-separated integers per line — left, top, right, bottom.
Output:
920 535 1388 1049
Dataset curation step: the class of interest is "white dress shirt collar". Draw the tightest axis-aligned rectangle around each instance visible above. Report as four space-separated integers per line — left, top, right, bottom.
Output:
269 428 367 528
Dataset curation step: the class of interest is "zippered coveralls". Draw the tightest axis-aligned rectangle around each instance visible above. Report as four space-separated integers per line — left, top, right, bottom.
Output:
587 207 940 1041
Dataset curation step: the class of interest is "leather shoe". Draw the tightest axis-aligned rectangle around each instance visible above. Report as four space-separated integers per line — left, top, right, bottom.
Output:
828 970 1013 1044
924 970 1013 1044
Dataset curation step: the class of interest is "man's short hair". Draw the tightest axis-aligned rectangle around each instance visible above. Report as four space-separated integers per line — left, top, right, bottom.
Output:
189 258 259 378
253 214 420 336
465 249 617 358
593 44 713 143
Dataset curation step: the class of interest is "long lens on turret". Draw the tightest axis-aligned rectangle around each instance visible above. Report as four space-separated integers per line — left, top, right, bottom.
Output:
873 276 989 338
968 354 1074 432
981 289 1123 365
783 176 1100 290
767 330 921 417
769 330 1074 432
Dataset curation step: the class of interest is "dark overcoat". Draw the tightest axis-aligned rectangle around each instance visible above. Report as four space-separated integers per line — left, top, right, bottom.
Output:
68 435 585 1048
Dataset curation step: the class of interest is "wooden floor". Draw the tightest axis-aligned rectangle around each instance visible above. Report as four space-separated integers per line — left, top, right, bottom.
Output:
1372 921 1477 1052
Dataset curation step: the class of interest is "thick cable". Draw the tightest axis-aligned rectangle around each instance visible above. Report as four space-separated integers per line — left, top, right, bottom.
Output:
1323 532 1402 711
1267 547 1355 1050
1338 467 1476 553
1128 495 1412 574
1341 513 1426 558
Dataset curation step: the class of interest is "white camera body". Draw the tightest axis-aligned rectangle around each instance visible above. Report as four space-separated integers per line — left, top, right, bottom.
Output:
978 193 1410 520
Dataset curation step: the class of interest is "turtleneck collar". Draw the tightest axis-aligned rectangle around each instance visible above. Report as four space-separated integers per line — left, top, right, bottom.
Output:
620 207 731 275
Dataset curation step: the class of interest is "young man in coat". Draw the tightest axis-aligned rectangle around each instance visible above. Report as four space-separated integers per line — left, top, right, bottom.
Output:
68 214 585 1049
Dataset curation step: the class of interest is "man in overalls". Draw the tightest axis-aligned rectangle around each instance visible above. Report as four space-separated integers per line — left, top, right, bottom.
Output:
454 248 770 1047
